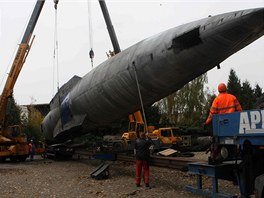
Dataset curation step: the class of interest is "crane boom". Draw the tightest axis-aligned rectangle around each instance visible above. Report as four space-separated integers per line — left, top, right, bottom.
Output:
99 0 121 54
0 0 45 131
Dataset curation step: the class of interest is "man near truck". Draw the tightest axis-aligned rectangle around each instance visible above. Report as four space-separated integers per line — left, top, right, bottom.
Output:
134 132 152 188
204 83 242 164
205 83 242 125
29 140 35 161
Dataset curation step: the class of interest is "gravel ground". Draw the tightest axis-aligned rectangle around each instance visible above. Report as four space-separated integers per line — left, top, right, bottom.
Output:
0 153 240 198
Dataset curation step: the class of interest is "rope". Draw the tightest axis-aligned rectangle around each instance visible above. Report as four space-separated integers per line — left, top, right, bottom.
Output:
56 10 60 92
87 0 94 68
133 63 149 135
52 2 60 96
52 45 55 96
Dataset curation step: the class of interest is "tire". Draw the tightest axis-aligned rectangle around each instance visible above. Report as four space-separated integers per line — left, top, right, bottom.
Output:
10 156 18 162
0 157 6 162
180 152 194 157
113 143 122 151
18 155 27 162
239 140 254 197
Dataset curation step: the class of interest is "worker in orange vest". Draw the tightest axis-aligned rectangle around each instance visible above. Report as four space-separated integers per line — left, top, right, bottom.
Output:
205 83 242 125
29 140 35 161
205 83 242 164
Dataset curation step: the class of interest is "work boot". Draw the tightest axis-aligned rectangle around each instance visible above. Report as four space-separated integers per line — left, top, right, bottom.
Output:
145 183 151 189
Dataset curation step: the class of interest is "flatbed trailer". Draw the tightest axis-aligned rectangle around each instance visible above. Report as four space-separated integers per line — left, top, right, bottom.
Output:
186 110 264 197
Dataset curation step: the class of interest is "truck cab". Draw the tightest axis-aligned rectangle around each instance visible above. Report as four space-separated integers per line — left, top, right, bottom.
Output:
152 127 182 148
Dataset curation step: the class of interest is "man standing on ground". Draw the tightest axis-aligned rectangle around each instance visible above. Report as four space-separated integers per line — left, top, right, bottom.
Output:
134 132 152 188
29 139 35 161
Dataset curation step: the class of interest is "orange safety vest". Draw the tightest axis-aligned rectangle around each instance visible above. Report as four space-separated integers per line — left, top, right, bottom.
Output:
205 92 242 125
29 143 34 152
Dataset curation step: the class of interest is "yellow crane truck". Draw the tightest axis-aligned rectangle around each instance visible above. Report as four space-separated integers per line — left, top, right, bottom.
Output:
104 111 183 151
122 111 183 150
0 0 45 162
151 127 183 149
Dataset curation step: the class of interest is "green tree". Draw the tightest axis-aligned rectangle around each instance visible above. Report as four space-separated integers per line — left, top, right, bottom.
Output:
254 84 263 101
5 97 21 126
226 69 263 110
145 104 161 126
158 90 180 126
241 80 254 110
203 92 216 120
227 69 241 100
23 105 44 142
159 73 208 126
253 86 264 109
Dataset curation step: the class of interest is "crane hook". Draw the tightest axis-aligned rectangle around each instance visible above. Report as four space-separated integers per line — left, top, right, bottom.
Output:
54 0 59 10
89 48 94 59
89 48 94 68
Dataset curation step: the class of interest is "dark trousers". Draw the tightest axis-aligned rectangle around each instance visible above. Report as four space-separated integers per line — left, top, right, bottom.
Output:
30 152 34 161
136 160 149 185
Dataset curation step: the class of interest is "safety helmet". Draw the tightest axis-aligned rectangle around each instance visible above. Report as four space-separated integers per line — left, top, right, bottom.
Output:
218 83 227 92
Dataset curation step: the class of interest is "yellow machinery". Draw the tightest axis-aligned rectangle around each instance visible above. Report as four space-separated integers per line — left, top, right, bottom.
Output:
0 0 45 162
122 111 182 149
152 127 182 147
103 111 147 151
122 111 182 145
104 110 183 151
122 110 145 141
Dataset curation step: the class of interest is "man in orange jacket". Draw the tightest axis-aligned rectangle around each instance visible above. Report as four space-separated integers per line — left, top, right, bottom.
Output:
205 83 242 164
205 83 242 125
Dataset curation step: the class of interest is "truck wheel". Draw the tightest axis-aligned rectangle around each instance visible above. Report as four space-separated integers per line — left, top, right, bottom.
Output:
254 174 264 198
113 143 122 151
10 156 18 162
180 152 194 157
18 155 27 162
0 157 6 162
239 140 254 197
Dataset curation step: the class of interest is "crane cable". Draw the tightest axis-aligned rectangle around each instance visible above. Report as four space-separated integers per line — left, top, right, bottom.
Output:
133 62 157 188
53 0 64 130
87 0 94 68
52 0 60 96
133 63 149 135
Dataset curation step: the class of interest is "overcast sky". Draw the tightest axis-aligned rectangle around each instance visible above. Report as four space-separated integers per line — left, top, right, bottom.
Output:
0 0 264 105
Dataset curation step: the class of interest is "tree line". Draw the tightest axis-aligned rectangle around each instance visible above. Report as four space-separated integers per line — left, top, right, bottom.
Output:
5 98 44 142
146 68 263 128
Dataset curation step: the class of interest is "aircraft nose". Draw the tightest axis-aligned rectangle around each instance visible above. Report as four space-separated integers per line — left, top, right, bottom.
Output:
241 7 264 43
246 7 264 29
218 7 264 49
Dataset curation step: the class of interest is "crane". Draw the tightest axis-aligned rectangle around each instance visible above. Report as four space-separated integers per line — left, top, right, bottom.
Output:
0 0 45 162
